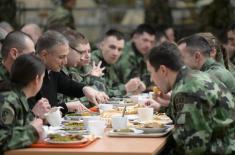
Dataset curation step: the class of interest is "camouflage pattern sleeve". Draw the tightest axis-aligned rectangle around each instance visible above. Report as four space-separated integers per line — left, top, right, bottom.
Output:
0 63 10 81
0 93 39 151
228 62 235 78
201 58 235 95
115 42 134 83
165 67 235 154
105 83 126 97
117 42 151 87
47 6 75 29
171 93 213 155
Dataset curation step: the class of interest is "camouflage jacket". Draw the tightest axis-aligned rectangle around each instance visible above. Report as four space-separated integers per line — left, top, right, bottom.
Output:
116 42 151 86
0 89 38 152
228 62 235 78
58 66 105 103
91 49 126 97
201 58 235 95
0 63 9 81
230 55 235 66
47 6 75 29
168 66 235 155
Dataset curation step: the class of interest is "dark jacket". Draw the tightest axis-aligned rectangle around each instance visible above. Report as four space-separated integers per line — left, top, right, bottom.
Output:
29 70 85 114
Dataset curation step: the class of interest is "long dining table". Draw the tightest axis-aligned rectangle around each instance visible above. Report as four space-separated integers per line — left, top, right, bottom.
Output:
5 133 168 155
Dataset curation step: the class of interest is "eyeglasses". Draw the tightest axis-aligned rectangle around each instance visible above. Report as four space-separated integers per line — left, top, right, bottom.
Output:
69 45 91 55
69 45 83 54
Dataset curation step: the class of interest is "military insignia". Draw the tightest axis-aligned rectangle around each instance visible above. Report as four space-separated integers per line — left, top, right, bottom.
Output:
0 104 15 125
174 95 185 112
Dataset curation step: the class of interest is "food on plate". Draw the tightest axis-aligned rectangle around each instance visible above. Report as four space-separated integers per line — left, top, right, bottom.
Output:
113 128 134 133
66 112 91 117
131 120 165 128
63 121 84 127
152 86 161 95
123 98 133 104
117 104 144 115
89 106 99 112
47 133 83 142
154 113 172 122
100 110 120 118
62 121 84 130
140 121 164 128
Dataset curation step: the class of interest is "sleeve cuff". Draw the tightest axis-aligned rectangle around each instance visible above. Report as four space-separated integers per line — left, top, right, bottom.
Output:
27 125 40 143
60 103 69 115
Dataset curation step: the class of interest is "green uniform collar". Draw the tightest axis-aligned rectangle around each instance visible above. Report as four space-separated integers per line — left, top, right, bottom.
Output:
0 63 10 80
173 66 189 88
200 58 217 71
95 50 112 67
131 42 143 57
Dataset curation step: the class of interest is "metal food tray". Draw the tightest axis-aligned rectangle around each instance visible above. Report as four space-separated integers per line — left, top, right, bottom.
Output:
107 125 173 138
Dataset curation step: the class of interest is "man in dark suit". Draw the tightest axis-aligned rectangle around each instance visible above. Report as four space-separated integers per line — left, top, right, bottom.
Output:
30 30 109 114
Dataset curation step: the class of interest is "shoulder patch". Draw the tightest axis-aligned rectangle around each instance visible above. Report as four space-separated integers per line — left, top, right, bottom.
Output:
174 94 186 112
0 104 15 125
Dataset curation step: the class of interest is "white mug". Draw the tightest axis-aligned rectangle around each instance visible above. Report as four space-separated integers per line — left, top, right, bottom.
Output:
82 116 101 129
138 108 154 122
111 116 127 130
88 120 106 137
44 107 62 127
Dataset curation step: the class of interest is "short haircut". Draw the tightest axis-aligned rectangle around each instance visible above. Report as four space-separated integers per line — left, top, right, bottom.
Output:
133 24 155 36
0 27 7 43
61 28 88 48
104 29 125 41
11 54 45 88
1 31 33 59
146 41 183 71
36 30 68 54
196 32 217 48
21 23 42 35
0 21 13 32
177 34 212 57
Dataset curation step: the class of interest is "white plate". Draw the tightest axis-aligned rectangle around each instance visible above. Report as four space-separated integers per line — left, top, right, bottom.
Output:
136 126 168 133
64 115 82 120
44 137 88 144
126 115 139 120
108 125 174 138
110 128 143 135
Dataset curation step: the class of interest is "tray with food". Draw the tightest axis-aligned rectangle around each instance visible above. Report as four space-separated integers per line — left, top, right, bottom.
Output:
60 121 86 132
45 133 88 144
111 128 144 135
108 97 136 107
129 120 169 133
107 125 173 138
65 111 99 120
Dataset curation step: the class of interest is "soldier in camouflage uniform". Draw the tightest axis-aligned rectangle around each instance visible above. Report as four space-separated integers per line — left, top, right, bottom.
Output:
0 54 45 153
0 31 35 81
178 34 235 95
92 29 146 97
58 29 105 105
117 24 156 87
146 42 235 155
47 0 76 29
196 32 235 77
62 29 104 87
